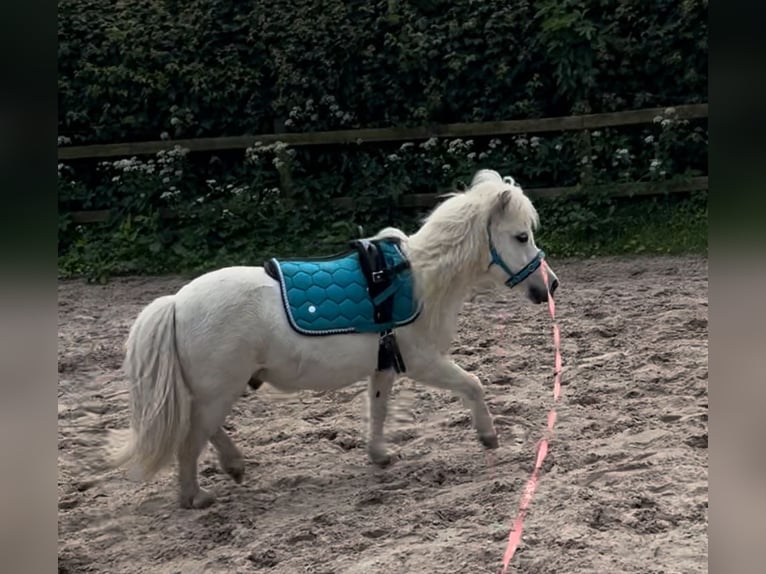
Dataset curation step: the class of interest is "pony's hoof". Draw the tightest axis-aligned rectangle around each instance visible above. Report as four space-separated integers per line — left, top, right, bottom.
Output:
218 457 245 484
479 433 499 450
223 460 245 484
369 450 393 468
180 489 216 509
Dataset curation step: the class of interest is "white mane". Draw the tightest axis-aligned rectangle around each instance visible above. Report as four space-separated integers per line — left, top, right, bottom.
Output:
402 170 540 346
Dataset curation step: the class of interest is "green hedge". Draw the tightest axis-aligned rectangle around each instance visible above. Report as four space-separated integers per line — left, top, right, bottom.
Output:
58 0 707 143
57 0 708 281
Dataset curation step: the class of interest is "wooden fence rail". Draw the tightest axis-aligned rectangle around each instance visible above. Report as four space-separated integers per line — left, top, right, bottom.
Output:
58 103 708 161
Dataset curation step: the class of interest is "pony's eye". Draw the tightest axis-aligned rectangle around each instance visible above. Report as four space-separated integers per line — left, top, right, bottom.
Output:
515 233 529 243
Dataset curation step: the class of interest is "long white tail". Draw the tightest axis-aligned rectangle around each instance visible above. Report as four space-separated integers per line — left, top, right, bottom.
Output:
112 295 191 480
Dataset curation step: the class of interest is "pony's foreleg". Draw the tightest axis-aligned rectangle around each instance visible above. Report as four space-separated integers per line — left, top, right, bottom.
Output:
367 369 395 466
410 357 498 449
210 428 244 484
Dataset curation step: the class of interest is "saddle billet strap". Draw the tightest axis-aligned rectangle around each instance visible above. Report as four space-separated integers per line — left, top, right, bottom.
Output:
378 329 407 374
351 239 396 325
350 238 410 374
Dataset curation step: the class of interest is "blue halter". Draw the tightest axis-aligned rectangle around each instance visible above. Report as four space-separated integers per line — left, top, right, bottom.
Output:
487 223 545 288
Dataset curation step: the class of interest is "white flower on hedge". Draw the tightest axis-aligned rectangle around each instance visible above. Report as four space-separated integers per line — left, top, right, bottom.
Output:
160 131 169 140
644 135 655 144
653 116 663 124
649 158 662 172
515 137 528 148
664 107 676 116
387 153 400 162
442 164 451 171
422 137 438 150
400 142 414 151
284 118 294 127
614 148 630 163
555 143 562 151
661 118 672 128
581 156 589 165
467 152 476 160
57 136 72 146
447 139 466 154
479 151 489 160
592 131 601 138
112 176 120 183
170 117 181 126
530 136 541 148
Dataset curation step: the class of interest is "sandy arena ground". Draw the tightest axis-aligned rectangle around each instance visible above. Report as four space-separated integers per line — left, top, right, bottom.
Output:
57 255 708 574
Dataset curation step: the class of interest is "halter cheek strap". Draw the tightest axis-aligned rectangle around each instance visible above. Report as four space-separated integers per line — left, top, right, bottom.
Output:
487 224 545 288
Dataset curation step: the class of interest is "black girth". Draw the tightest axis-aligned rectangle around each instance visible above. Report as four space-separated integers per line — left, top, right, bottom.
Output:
350 238 408 374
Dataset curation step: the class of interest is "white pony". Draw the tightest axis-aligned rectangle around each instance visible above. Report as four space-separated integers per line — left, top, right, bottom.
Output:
113 169 559 509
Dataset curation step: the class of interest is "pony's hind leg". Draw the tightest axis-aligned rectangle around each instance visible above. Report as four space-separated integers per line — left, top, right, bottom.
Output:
210 427 244 484
177 394 241 509
409 356 498 450
367 369 395 466
177 413 215 509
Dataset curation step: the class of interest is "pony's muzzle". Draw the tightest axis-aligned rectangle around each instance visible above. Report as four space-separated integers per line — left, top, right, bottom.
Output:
527 284 549 304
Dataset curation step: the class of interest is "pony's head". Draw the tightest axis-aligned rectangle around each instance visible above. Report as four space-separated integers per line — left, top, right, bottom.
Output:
473 170 558 303
409 169 558 307
468 169 559 303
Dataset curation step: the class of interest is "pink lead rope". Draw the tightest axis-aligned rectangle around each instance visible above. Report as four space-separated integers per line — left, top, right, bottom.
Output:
498 260 562 574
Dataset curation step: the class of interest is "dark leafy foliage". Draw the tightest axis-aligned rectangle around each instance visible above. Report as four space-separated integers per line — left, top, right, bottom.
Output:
58 0 707 143
57 0 708 281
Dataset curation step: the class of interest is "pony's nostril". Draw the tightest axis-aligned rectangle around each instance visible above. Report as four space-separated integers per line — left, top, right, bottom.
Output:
550 278 559 294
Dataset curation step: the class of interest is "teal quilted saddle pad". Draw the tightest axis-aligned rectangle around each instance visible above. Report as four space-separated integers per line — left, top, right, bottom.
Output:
265 240 421 336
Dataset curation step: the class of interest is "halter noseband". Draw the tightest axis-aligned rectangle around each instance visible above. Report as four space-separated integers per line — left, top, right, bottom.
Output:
487 223 545 288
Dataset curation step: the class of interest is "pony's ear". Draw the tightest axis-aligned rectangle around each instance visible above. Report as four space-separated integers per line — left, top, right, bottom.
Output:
471 169 502 187
494 188 512 215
